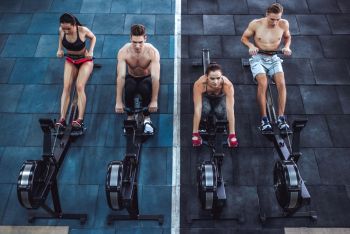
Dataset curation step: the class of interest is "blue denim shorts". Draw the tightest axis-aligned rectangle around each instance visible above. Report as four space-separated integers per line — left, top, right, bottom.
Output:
249 54 283 82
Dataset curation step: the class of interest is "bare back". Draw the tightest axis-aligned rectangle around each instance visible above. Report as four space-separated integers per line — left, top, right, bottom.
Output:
119 43 157 77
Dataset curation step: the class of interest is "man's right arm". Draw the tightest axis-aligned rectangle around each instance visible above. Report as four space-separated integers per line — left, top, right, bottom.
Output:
241 21 259 55
115 50 126 113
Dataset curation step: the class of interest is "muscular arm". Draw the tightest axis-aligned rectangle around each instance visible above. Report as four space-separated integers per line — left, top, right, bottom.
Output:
57 28 64 57
241 21 256 49
115 49 127 113
241 20 260 55
149 47 160 112
192 79 203 133
281 20 292 55
224 80 236 134
83 27 96 56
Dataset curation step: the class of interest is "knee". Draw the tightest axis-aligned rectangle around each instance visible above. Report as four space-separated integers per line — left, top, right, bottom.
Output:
257 76 268 90
276 80 286 91
201 107 211 119
277 83 286 94
76 82 85 94
258 81 268 90
62 85 71 95
215 107 226 120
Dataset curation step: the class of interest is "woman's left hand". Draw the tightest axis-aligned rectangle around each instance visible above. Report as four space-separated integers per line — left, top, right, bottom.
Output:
85 50 94 59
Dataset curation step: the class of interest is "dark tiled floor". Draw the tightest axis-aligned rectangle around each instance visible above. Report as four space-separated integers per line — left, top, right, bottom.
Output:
299 85 343 114
180 0 350 232
2 0 350 233
0 13 32 33
327 14 350 34
310 59 350 85
0 1 175 234
319 35 350 58
296 15 331 35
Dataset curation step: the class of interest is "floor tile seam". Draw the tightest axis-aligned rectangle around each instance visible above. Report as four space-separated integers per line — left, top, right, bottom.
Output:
335 85 350 114
0 183 13 224
89 184 101 228
323 115 336 148
0 82 24 108
47 0 54 12
325 14 337 35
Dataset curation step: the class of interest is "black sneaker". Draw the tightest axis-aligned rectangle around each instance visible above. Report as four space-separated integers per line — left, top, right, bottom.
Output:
260 117 273 132
277 116 290 131
55 118 66 128
72 118 84 129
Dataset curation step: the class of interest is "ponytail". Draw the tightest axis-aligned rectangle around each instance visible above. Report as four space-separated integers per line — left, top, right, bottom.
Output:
60 13 82 26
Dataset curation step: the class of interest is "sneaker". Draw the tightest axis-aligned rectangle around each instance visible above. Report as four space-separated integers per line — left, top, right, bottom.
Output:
144 119 154 134
277 116 290 131
55 118 66 128
72 118 84 128
260 116 273 132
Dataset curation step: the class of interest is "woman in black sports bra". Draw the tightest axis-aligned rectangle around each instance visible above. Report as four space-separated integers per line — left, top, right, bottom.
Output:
192 63 238 148
56 13 96 129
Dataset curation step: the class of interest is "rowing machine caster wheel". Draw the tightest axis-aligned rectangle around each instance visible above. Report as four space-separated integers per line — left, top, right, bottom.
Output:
197 161 217 210
260 213 266 223
273 160 302 213
28 217 34 224
158 216 164 225
107 216 113 225
105 161 123 210
238 215 245 224
237 211 245 224
17 160 50 209
311 214 317 222
80 217 87 224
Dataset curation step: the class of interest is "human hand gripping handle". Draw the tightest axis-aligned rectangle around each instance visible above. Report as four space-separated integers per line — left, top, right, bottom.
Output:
281 47 292 56
115 101 124 113
85 50 94 59
227 133 238 148
56 49 64 58
192 132 202 147
148 100 158 113
248 46 259 56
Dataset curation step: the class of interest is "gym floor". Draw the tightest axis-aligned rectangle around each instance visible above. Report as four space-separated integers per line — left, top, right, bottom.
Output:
0 0 349 234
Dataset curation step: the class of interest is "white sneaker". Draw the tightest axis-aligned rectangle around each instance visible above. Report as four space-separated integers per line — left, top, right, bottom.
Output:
144 119 154 134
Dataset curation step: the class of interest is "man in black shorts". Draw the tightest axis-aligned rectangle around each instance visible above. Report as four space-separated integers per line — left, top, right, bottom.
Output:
115 24 160 134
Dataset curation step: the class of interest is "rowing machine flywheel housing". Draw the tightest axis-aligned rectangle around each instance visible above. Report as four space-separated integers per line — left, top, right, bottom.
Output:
17 160 50 209
197 161 218 210
273 160 303 213
106 161 124 210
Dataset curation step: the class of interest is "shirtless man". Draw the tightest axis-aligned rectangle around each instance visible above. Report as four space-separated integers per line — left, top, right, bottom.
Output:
192 63 238 148
241 3 291 132
115 24 160 134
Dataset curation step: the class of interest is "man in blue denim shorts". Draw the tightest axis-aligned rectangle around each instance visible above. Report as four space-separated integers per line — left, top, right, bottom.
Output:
241 3 292 133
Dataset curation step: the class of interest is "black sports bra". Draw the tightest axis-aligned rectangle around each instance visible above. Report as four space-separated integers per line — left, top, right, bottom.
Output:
62 26 85 51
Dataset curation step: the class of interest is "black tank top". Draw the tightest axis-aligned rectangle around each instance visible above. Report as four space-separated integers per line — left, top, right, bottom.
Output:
204 77 225 98
62 26 85 51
